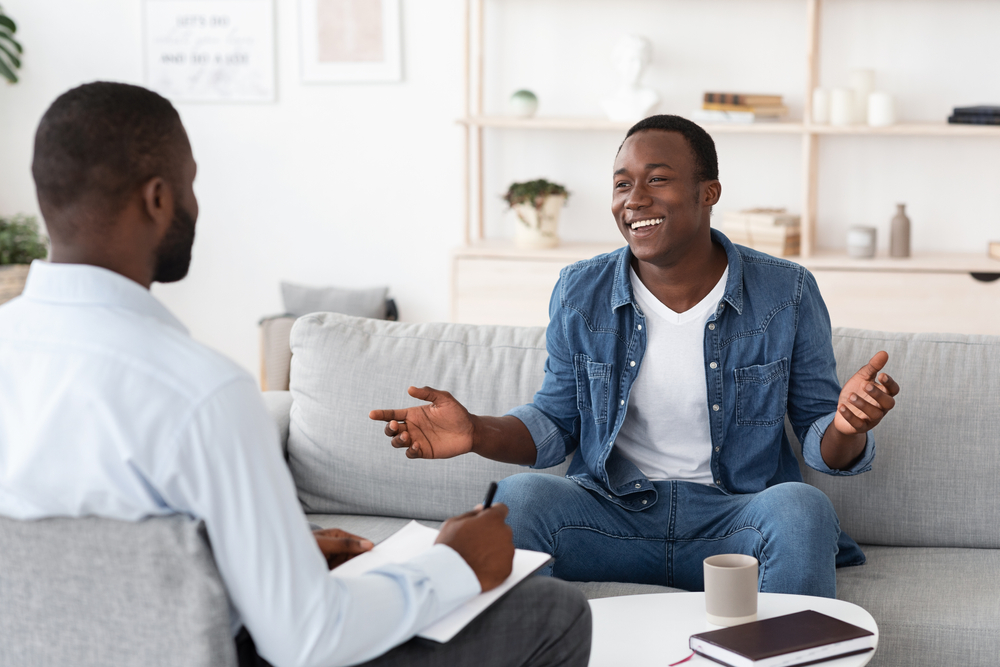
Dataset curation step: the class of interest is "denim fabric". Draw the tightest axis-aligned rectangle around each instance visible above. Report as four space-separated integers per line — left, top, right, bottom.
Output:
507 229 875 512
496 474 843 597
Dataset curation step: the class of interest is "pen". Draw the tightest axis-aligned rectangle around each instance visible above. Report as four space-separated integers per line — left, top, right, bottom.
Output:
482 481 498 509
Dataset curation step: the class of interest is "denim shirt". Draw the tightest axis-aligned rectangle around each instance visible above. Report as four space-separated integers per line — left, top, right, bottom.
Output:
508 229 875 513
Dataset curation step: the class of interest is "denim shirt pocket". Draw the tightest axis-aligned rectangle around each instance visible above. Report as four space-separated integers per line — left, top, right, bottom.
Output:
574 354 612 424
734 358 789 426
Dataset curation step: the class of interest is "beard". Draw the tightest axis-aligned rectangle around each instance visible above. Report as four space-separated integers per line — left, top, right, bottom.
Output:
153 203 196 283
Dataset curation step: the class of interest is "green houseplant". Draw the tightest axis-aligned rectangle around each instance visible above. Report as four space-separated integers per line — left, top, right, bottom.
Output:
0 3 23 84
503 178 569 249
0 215 48 305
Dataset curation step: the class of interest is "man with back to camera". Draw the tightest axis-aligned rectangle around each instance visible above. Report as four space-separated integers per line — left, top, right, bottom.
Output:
0 82 592 667
371 114 900 598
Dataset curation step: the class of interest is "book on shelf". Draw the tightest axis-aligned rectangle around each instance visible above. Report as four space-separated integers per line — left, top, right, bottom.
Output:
691 109 781 124
989 241 1000 261
721 209 800 257
952 105 1000 117
703 102 788 118
948 115 1000 125
704 92 783 107
948 105 1000 125
689 609 876 667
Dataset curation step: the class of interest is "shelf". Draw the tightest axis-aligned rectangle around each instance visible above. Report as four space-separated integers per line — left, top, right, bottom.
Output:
458 116 805 134
455 241 1000 275
459 116 1000 138
799 250 1000 274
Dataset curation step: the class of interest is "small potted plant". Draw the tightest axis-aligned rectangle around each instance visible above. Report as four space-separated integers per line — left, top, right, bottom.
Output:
0 215 48 305
503 178 569 249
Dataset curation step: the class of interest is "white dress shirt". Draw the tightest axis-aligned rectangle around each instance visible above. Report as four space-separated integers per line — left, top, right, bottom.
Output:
0 261 480 667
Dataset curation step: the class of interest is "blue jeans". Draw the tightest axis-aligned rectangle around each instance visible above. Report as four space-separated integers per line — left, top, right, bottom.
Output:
495 474 842 598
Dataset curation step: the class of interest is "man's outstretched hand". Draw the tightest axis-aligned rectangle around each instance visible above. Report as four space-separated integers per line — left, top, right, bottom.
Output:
834 350 900 436
314 528 374 570
369 386 476 460
435 504 515 592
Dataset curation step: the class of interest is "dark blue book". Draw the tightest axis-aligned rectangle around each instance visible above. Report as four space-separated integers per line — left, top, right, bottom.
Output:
952 105 1000 117
948 115 1000 125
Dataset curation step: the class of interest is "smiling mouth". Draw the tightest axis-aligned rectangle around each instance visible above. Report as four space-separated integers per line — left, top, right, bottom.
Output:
629 217 664 230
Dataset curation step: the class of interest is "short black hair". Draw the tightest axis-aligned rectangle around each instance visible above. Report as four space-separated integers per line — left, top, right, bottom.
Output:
620 114 719 182
32 81 187 231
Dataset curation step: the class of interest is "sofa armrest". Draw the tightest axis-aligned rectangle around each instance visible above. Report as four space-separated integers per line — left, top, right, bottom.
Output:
262 390 293 459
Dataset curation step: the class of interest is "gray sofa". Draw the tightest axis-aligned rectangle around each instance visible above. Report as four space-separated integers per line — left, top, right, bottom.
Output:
265 313 1000 667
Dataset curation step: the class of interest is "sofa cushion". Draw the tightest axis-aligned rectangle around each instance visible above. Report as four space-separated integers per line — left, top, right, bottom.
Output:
837 545 1000 667
289 314 570 521
0 514 235 667
797 329 1000 548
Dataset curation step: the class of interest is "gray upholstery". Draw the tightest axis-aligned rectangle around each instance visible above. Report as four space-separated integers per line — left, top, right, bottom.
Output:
287 313 569 520
262 389 293 458
837 546 1000 667
281 281 389 319
266 318 1000 667
801 329 1000 548
0 514 235 667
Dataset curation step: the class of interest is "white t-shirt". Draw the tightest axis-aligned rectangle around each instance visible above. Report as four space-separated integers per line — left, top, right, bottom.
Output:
614 265 729 484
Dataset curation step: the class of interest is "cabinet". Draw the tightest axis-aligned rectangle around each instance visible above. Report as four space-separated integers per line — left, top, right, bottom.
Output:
451 0 1000 334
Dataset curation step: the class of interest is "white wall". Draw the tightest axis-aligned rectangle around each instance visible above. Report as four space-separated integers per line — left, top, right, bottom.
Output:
2 0 999 377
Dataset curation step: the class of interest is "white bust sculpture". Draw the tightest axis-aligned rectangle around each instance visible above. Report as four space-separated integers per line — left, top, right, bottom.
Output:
601 35 660 123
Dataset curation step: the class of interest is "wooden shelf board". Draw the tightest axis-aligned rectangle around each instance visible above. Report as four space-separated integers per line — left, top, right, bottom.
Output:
458 116 805 134
807 122 1000 137
455 241 1000 274
458 117 1000 138
800 250 1000 274
454 239 624 261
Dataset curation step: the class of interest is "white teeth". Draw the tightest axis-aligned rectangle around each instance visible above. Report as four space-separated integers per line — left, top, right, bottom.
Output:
630 217 664 230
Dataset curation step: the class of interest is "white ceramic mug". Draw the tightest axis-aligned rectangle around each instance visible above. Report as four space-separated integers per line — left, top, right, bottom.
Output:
868 91 896 126
830 88 855 126
703 554 759 626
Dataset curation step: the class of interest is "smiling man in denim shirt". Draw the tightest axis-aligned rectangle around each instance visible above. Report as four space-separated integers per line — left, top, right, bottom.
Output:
372 115 900 598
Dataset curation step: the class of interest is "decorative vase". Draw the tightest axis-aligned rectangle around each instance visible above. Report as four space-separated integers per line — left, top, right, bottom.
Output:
509 90 538 118
513 195 565 249
0 264 31 306
890 204 911 258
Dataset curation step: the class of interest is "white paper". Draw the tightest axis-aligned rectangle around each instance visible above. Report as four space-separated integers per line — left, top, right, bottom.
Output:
330 521 552 643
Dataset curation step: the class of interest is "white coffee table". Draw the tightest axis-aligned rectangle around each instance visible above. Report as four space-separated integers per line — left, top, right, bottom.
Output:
588 592 878 667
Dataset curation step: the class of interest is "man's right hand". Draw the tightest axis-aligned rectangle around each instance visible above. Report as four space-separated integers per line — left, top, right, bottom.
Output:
435 505 515 592
369 386 476 459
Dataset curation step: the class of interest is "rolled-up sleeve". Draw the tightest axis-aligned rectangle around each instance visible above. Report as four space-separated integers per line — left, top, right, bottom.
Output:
506 274 581 469
787 269 876 477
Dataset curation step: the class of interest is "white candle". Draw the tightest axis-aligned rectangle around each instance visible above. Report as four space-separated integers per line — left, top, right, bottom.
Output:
849 69 875 124
867 91 896 126
830 88 855 126
812 88 830 124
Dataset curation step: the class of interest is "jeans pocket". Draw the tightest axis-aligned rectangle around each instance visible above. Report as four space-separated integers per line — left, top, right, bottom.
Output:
735 358 789 426
574 354 612 424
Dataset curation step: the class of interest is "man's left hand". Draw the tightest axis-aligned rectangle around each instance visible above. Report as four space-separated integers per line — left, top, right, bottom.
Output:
313 528 374 570
834 350 900 436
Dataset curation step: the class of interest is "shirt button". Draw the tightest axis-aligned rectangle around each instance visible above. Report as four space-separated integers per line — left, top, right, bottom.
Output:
620 399 625 405
637 324 642 330
709 361 718 369
715 446 720 452
712 404 720 411
708 323 716 330
634 483 641 489
642 499 648 505
630 361 636 367
716 479 722 485
719 304 725 312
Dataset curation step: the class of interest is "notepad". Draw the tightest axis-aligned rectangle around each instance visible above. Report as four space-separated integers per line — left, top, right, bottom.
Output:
689 609 876 667
330 520 553 643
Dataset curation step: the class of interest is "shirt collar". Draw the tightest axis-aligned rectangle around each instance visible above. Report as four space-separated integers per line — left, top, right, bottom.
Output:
20 260 189 334
610 227 745 315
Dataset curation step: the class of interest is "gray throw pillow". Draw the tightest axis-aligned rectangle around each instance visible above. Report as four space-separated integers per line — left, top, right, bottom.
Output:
281 281 389 319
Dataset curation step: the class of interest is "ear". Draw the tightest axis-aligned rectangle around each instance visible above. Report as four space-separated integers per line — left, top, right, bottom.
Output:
140 176 175 239
702 179 722 207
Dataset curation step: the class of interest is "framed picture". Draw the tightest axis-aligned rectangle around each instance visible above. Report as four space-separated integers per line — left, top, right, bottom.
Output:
143 0 276 103
299 0 402 83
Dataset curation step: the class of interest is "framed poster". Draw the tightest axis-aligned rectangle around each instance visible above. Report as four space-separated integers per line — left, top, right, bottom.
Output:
299 0 402 83
144 0 276 103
